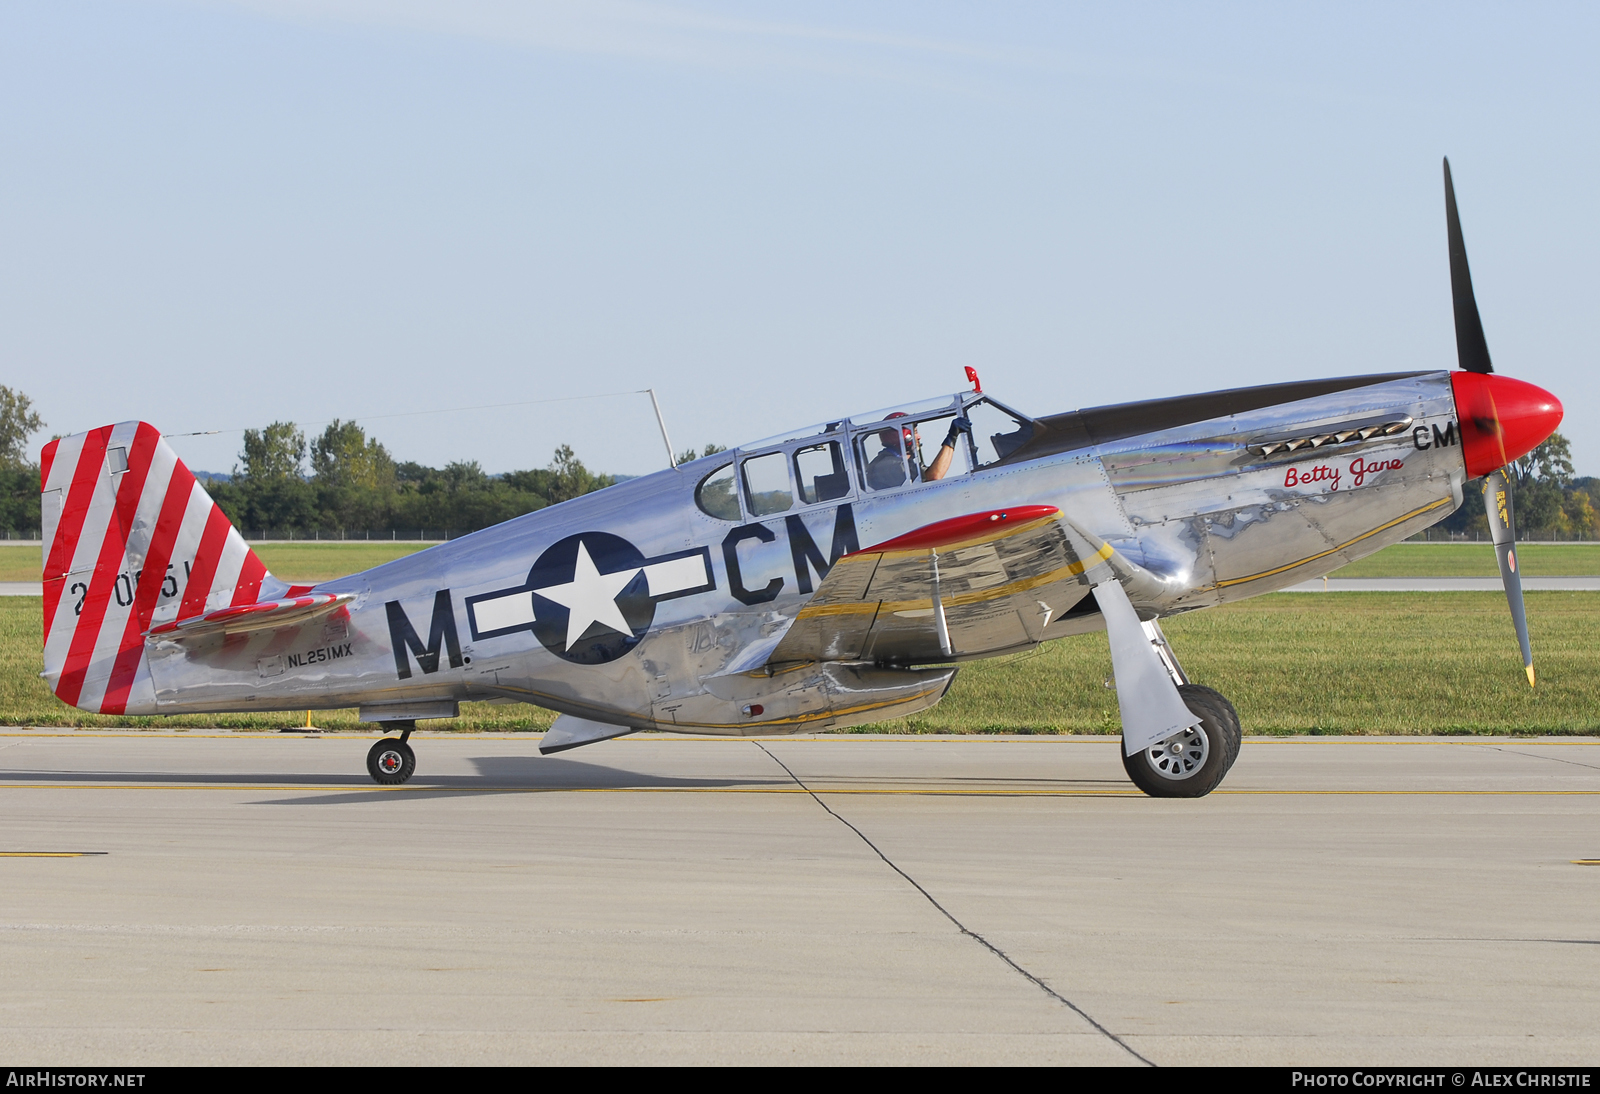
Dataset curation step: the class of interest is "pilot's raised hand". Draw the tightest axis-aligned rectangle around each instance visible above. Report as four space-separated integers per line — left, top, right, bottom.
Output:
943 417 973 447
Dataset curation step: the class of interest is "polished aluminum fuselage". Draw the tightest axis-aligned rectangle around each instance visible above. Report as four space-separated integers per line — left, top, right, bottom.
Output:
140 371 1465 732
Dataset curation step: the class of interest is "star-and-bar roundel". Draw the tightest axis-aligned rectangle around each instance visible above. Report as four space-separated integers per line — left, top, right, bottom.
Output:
465 532 715 665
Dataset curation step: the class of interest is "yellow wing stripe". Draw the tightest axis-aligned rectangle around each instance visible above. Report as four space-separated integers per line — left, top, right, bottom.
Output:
796 541 1114 619
1207 496 1453 590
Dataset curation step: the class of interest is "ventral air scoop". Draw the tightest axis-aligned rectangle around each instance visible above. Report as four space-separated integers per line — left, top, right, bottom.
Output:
1449 372 1564 479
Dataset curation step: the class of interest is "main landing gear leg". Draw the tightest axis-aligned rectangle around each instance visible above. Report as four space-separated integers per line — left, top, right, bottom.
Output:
1121 619 1242 798
367 721 417 785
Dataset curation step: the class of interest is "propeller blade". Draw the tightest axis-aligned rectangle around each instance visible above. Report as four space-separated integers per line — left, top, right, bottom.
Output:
1482 467 1534 686
1444 157 1495 374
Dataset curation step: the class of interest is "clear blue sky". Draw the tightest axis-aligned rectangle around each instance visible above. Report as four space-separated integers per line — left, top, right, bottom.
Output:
2 2 1595 477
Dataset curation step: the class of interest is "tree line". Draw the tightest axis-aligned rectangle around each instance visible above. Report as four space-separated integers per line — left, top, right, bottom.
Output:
1431 434 1599 541
0 385 1593 540
203 419 629 538
0 391 647 539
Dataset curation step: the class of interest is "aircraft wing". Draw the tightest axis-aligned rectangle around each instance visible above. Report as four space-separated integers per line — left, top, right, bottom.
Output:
766 505 1112 666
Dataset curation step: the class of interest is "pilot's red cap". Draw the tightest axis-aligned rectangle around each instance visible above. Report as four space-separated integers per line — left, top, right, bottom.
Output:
880 411 914 447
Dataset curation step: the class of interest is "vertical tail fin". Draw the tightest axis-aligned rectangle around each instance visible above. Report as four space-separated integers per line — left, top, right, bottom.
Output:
40 422 284 714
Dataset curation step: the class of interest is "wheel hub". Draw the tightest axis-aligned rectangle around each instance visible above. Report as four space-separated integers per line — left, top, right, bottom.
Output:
1144 725 1208 780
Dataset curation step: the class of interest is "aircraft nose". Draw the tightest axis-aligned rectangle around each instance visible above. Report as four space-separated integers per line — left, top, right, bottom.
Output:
1449 372 1564 477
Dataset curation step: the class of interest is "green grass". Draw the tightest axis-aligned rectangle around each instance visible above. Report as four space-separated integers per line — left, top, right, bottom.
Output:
0 542 434 583
0 546 39 581
860 591 1599 735
6 538 1598 584
1333 542 1600 578
2 593 1595 735
250 542 436 582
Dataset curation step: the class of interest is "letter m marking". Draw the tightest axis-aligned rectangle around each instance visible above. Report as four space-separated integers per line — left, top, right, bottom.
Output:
786 503 861 595
385 590 463 679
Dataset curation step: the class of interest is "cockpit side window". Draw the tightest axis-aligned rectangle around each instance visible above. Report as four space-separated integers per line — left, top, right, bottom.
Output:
695 462 741 521
906 414 969 480
794 441 851 505
741 451 793 517
856 423 912 492
965 399 1035 469
855 413 970 491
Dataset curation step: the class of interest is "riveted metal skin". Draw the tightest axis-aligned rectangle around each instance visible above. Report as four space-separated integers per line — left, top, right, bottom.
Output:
43 368 1484 739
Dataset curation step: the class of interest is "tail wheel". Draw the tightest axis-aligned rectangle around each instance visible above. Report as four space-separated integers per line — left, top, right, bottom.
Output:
367 738 416 785
1122 687 1236 799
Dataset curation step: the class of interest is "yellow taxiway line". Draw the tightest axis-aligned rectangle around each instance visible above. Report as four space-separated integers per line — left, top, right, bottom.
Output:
0 784 1595 797
0 732 1595 745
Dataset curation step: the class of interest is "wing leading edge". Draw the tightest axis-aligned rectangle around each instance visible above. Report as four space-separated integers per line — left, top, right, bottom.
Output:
767 505 1111 666
765 503 1202 755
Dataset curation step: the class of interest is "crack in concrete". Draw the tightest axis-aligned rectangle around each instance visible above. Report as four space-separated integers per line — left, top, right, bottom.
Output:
1487 746 1600 772
753 740 1153 1067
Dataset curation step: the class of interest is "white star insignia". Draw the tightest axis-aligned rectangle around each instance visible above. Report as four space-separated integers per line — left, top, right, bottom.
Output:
533 541 641 650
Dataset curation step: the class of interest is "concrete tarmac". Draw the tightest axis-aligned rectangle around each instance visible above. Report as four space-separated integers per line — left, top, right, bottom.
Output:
0 731 1596 1066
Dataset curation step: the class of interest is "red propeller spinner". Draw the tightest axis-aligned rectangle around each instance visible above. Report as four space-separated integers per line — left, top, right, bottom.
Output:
1449 372 1564 479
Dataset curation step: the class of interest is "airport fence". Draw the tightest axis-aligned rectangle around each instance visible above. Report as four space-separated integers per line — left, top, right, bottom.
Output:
239 529 464 542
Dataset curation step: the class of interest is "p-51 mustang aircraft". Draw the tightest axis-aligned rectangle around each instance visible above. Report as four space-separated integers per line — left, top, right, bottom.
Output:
38 161 1562 797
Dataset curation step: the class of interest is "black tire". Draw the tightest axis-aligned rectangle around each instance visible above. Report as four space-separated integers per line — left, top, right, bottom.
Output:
1121 691 1233 798
1178 684 1241 768
367 738 415 785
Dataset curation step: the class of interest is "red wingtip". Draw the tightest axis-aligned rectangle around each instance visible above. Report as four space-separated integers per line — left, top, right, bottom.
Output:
852 505 1059 555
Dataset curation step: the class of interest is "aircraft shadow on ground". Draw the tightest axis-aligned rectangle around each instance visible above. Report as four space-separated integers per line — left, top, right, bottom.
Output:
0 755 783 806
254 756 785 805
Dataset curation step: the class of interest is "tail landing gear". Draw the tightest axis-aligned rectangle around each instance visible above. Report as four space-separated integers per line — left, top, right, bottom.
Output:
367 721 416 785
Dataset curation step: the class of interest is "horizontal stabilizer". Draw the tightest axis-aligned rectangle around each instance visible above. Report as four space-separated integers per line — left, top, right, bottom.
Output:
145 593 353 639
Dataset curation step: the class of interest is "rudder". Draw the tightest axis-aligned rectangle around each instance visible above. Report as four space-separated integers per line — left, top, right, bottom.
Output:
40 422 284 714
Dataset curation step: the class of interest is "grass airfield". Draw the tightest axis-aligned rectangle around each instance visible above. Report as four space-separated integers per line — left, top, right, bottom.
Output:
0 540 434 583
5 539 1600 584
1 541 1596 734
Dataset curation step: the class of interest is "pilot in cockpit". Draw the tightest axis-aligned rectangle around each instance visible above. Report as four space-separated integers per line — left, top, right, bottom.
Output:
866 412 972 490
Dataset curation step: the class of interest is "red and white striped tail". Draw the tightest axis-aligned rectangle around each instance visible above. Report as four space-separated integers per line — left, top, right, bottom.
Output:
40 422 286 715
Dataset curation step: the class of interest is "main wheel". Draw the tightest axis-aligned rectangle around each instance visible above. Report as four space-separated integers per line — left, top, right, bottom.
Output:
1121 691 1234 798
367 738 416 785
1177 684 1241 768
